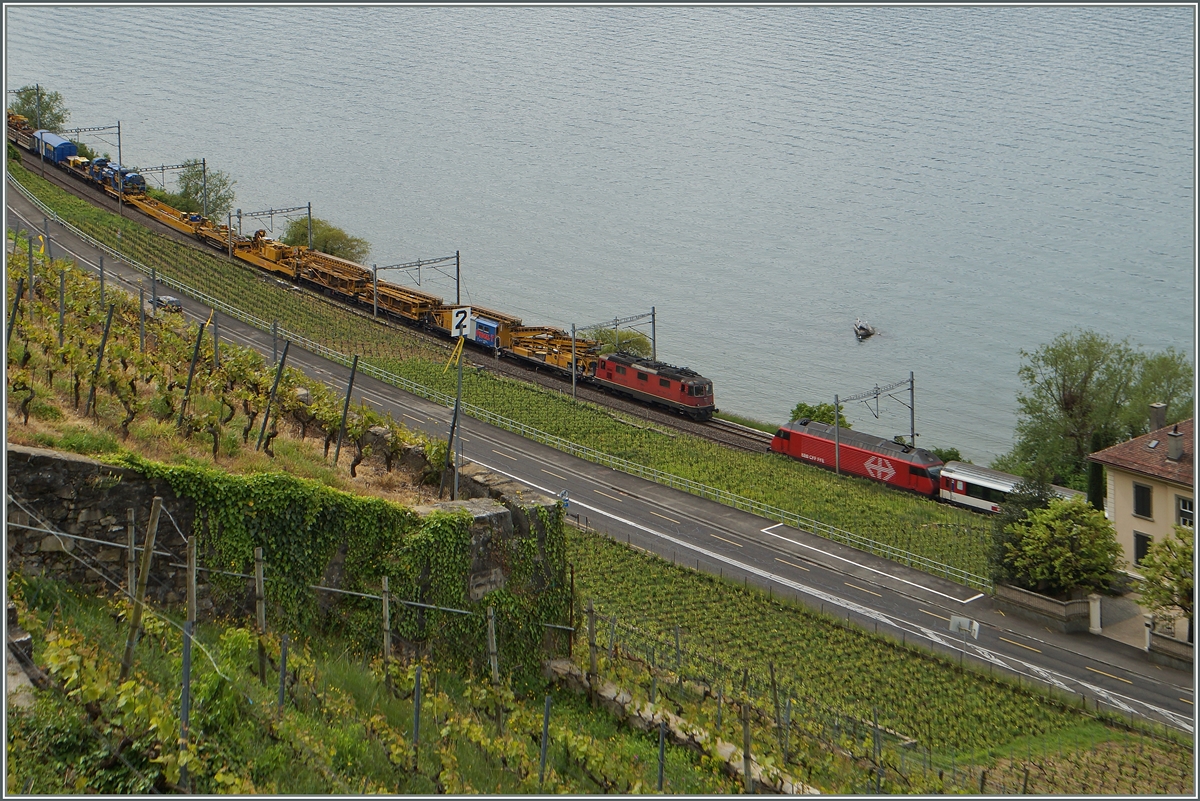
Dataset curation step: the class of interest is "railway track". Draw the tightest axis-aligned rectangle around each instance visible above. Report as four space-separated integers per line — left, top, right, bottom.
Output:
9 150 776 454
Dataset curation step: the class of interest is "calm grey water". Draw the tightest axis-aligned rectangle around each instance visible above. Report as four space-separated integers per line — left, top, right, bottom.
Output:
6 5 1195 462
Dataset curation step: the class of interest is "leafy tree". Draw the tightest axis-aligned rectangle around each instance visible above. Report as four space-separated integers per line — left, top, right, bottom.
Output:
990 477 1055 583
7 84 69 132
282 217 370 264
72 140 97 160
1120 347 1193 438
146 187 201 214
1001 495 1124 596
580 327 652 358
929 446 966 463
789 401 850 429
1137 525 1194 643
174 159 236 220
996 329 1192 488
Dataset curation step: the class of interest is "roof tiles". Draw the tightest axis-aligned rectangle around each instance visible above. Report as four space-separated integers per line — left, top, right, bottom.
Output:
1089 418 1193 488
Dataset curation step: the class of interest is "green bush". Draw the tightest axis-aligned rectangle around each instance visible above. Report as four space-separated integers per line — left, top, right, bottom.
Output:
1001 496 1124 596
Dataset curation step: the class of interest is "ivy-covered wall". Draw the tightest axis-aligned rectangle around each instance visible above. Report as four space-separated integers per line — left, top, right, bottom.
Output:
6 445 570 680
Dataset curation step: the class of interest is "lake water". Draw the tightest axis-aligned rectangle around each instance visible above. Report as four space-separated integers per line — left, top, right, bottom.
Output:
5 5 1195 462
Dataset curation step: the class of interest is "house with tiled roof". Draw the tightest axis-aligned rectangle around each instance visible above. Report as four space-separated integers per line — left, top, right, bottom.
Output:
1088 414 1193 580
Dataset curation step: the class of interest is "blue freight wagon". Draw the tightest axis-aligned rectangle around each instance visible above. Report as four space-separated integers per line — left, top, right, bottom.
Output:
31 130 77 164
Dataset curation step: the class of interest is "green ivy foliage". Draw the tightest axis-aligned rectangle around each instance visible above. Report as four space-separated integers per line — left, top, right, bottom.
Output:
112 454 568 682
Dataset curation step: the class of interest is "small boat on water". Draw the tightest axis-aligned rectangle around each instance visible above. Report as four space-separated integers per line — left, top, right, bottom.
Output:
854 319 876 340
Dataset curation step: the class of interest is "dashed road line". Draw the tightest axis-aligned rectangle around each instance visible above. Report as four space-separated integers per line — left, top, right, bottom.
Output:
845 582 882 598
1086 666 1133 685
540 469 568 481
491 449 518 461
998 636 1041 653
594 489 623 502
710 533 742 548
774 557 809 572
919 609 950 622
650 510 681 524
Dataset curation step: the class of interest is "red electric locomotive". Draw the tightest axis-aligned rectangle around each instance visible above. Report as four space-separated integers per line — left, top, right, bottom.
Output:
591 353 716 421
771 419 942 496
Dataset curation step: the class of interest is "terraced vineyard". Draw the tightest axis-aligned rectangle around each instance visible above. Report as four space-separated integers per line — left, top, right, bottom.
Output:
564 526 1195 795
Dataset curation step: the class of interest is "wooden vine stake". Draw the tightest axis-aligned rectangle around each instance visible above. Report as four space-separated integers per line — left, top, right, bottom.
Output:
119 497 161 682
586 599 597 677
539 695 552 787
486 605 502 734
742 699 753 794
381 576 391 688
255 547 267 685
180 535 197 792
486 606 500 685
125 508 136 596
657 720 666 791
412 664 422 772
770 661 781 732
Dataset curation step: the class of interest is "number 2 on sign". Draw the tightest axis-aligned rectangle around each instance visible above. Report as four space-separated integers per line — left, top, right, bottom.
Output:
451 307 472 338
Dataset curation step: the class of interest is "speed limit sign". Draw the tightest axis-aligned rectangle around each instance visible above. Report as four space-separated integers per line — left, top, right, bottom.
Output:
450 306 472 338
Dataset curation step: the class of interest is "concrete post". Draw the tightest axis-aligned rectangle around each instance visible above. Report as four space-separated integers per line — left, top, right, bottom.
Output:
1088 593 1102 635
1144 613 1154 651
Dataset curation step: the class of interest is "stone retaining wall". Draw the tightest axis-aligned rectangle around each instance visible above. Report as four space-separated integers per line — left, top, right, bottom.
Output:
993 584 1090 634
1148 631 1193 672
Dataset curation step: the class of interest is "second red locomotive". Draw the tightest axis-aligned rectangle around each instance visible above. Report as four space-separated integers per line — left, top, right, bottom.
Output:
771 418 942 496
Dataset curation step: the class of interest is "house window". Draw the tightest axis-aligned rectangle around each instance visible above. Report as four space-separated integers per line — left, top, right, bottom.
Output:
1134 532 1153 565
1133 483 1153 519
1179 496 1194 528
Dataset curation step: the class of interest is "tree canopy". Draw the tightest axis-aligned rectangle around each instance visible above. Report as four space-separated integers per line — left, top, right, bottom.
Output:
7 84 69 132
179 159 235 220
1000 495 1124 596
1137 525 1193 642
580 327 652 358
789 401 850 429
145 159 236 219
281 217 370 264
994 329 1193 488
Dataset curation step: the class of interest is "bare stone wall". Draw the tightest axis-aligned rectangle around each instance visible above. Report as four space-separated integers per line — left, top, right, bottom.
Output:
6 445 199 608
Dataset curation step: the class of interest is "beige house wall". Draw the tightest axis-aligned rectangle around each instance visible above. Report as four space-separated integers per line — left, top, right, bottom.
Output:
1105 466 1192 578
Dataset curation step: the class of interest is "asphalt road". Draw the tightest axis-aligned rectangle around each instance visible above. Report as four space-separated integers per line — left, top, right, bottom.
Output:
7 182 1194 736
